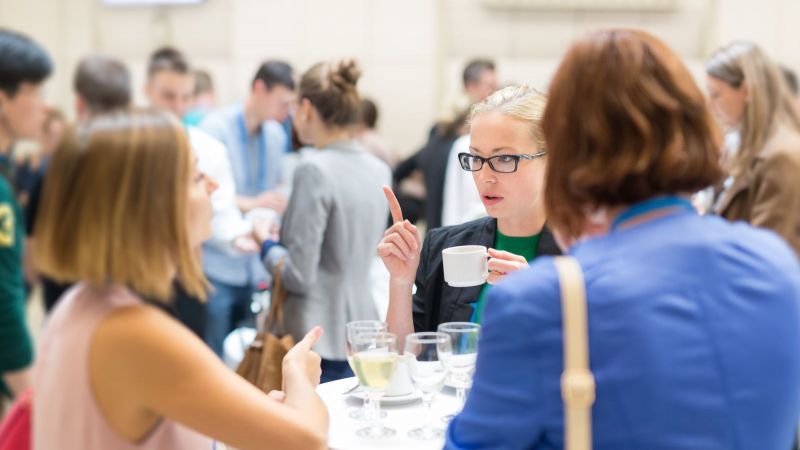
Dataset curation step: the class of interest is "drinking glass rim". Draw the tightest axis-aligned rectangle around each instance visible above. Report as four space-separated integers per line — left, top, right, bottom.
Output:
346 320 387 330
346 321 387 340
437 322 481 333
350 331 398 346
405 331 450 344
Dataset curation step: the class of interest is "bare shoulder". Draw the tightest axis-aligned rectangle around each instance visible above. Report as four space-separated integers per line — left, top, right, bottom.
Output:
91 300 216 386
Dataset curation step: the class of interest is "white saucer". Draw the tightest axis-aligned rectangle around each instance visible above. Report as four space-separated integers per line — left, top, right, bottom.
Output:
446 280 485 287
350 390 423 405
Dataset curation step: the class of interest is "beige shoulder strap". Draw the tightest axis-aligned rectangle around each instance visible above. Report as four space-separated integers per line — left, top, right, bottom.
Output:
554 256 595 450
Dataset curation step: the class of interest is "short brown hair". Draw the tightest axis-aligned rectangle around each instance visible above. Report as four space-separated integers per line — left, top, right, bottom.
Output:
300 59 361 127
543 29 723 238
463 58 495 87
147 46 189 78
74 54 131 115
34 110 206 302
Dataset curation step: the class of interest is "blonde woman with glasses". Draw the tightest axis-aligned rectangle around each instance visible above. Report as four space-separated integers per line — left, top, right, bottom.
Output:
379 85 561 339
707 42 800 256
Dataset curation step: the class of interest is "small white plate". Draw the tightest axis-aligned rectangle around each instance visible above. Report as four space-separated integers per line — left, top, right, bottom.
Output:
350 389 423 405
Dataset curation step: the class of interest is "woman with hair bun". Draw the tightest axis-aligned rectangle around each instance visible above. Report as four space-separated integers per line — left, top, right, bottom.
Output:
255 59 391 382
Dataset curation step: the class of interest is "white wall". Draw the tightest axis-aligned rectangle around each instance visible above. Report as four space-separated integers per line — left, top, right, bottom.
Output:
0 0 797 157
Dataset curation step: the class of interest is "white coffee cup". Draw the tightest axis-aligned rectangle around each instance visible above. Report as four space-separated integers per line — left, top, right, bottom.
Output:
442 245 489 287
385 355 414 397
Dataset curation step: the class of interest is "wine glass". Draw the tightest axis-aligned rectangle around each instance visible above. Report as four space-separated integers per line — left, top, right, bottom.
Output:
437 322 480 421
404 332 451 439
344 320 387 420
350 331 399 439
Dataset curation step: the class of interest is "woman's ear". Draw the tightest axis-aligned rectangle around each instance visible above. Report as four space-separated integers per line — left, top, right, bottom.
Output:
296 98 313 123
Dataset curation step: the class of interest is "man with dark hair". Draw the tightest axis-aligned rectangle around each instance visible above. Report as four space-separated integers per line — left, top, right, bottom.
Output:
199 60 295 355
462 58 498 104
0 27 51 401
144 46 259 346
74 54 131 120
146 46 194 118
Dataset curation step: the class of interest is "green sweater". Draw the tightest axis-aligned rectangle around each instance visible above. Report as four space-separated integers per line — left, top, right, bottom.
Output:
471 229 541 324
0 173 32 396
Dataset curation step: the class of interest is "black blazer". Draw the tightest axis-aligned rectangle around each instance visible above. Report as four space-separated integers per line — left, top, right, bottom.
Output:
412 216 562 332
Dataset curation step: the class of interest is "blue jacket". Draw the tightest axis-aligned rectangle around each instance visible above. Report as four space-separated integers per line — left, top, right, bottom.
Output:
445 211 800 450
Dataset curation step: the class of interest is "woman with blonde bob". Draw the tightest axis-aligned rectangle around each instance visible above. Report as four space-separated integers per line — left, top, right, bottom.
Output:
707 42 800 256
445 29 800 449
380 85 561 340
32 110 328 450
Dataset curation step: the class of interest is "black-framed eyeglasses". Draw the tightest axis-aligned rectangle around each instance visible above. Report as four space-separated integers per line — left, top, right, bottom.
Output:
457 151 547 173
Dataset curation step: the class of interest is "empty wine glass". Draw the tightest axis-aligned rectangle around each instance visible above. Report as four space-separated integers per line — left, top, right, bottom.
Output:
345 320 387 420
404 332 451 439
350 331 399 439
437 322 480 421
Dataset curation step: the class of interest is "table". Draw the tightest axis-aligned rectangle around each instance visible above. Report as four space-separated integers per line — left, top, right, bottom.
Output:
317 377 460 450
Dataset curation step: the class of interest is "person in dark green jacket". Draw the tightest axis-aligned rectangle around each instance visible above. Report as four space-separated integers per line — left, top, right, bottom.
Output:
0 28 52 399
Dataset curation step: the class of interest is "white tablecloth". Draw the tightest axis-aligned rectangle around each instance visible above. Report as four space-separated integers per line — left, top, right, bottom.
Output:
317 377 459 450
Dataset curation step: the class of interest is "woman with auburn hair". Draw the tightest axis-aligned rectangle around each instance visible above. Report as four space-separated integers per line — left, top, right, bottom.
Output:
445 29 800 450
706 42 800 256
32 110 328 450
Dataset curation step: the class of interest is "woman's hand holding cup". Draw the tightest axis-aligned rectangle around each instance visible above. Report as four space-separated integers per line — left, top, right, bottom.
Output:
486 248 528 285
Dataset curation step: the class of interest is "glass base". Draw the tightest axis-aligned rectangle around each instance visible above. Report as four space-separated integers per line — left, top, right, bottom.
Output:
408 426 444 440
348 408 387 420
356 425 396 439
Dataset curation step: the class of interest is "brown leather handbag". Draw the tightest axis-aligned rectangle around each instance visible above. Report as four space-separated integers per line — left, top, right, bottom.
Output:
554 256 596 450
235 259 295 393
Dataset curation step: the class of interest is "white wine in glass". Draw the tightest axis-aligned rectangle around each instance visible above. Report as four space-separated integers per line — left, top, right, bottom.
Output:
353 351 399 390
350 332 399 439
344 320 387 421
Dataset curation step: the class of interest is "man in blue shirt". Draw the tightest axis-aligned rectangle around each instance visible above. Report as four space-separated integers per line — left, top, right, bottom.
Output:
199 61 295 355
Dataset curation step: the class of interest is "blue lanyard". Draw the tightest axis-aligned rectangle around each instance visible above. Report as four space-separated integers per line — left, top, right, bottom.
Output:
236 109 268 193
610 196 695 231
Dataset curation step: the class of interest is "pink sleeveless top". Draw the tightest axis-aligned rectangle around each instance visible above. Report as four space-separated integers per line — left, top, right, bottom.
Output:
33 284 214 450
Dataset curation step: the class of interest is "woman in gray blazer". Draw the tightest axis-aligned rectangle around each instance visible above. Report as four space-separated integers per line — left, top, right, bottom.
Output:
256 59 391 382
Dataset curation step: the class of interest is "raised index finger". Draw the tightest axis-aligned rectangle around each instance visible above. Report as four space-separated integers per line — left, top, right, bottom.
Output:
382 185 404 224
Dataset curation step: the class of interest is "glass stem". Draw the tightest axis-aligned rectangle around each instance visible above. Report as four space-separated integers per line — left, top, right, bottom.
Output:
362 394 371 418
370 393 382 437
422 392 434 438
456 386 466 408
